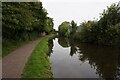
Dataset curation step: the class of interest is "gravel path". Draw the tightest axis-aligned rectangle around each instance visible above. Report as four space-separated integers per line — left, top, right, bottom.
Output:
2 37 43 78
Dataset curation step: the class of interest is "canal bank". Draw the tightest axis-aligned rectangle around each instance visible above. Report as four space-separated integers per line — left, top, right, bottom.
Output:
23 35 54 78
3 36 44 78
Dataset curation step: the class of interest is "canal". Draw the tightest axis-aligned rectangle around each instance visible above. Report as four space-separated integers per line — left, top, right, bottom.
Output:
48 37 120 79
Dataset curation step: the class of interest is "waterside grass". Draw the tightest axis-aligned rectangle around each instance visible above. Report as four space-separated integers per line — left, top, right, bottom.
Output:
2 39 27 57
22 35 53 78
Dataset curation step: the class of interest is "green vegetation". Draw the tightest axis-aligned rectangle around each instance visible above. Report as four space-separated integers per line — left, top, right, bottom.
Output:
23 35 53 78
58 20 77 38
2 39 27 57
44 17 54 34
58 37 69 47
76 3 120 46
2 2 54 57
58 21 71 37
70 20 77 36
59 2 120 47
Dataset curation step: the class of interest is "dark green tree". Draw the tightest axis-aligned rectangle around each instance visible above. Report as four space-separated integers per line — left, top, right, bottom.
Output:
58 21 71 37
70 20 77 35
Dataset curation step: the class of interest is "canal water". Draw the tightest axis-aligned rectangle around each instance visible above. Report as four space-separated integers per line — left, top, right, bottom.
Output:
48 37 120 78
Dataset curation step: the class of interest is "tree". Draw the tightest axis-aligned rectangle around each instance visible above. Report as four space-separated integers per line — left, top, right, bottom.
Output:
2 2 53 40
58 21 71 37
44 17 54 34
70 20 77 35
74 2 120 46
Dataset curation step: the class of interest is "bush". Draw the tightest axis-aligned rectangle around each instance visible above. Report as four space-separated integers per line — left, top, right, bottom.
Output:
74 2 120 46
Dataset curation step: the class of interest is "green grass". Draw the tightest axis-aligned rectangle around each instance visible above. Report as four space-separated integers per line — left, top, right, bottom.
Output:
22 35 53 78
2 34 43 57
2 39 28 57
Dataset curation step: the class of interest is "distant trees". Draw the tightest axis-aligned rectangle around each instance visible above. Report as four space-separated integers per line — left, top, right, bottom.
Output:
76 2 120 46
70 20 77 35
58 21 71 37
58 20 77 37
74 21 98 43
58 2 120 46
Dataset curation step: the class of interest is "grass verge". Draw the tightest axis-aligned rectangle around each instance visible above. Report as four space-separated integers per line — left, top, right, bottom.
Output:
22 35 53 78
2 39 28 57
2 35 43 57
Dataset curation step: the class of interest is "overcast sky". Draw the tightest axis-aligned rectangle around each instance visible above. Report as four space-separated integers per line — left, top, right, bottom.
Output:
41 0 119 30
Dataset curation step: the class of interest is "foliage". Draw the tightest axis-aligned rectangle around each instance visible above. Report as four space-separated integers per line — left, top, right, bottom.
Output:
44 17 54 34
75 2 120 46
58 21 71 37
58 37 69 47
70 20 77 35
75 21 98 43
2 39 27 57
2 2 54 55
2 2 53 40
58 20 77 37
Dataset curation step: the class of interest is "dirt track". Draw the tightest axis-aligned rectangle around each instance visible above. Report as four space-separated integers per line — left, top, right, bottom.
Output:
2 38 43 78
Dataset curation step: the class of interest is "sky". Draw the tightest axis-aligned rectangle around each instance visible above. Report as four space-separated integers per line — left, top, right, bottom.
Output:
2 0 119 30
41 0 119 30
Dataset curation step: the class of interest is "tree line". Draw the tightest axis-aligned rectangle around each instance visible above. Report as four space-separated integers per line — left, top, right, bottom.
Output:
2 2 54 41
58 2 120 46
2 2 54 55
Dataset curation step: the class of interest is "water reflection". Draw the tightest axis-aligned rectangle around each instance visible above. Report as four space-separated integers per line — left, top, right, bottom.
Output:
69 39 78 56
77 43 120 79
58 37 70 48
47 38 54 57
49 37 120 79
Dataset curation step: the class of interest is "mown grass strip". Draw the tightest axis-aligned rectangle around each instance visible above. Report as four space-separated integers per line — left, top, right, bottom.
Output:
22 35 53 78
